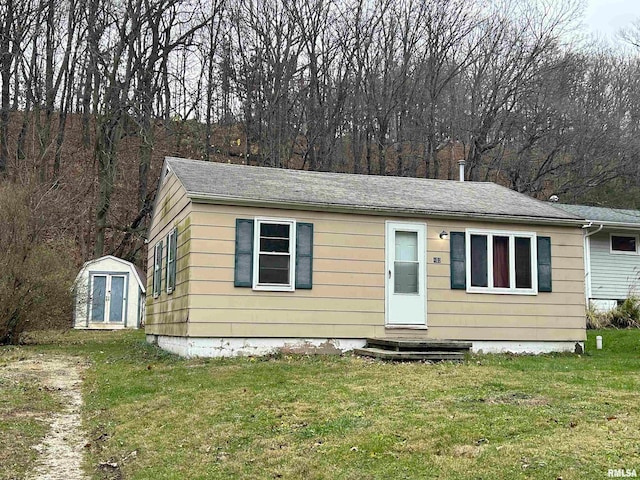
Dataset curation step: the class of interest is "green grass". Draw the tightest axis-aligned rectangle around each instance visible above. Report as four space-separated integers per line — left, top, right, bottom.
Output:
3 329 640 479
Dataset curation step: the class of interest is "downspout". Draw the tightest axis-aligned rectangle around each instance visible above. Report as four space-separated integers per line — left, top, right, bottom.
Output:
582 222 604 307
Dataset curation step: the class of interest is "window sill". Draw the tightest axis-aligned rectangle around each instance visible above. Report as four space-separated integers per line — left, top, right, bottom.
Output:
385 325 428 330
610 250 640 256
466 287 537 296
253 284 295 292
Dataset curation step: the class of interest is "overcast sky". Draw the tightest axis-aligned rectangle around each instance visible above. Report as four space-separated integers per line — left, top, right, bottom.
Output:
583 0 639 39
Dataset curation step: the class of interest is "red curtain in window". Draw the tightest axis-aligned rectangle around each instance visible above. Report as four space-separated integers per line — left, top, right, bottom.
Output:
493 236 509 288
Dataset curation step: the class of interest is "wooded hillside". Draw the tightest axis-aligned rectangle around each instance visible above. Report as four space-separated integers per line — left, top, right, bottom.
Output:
1 0 640 270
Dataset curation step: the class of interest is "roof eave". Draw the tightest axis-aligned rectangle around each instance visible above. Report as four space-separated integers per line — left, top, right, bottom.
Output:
187 192 584 227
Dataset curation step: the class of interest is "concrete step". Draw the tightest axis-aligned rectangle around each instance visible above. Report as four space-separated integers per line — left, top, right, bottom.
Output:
366 337 472 352
353 347 466 362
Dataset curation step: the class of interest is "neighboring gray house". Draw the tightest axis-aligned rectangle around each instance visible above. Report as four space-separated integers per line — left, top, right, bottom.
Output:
556 204 640 311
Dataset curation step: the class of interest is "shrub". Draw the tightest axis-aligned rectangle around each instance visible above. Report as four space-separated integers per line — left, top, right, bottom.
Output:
610 296 640 329
0 182 76 344
587 297 640 330
586 305 612 329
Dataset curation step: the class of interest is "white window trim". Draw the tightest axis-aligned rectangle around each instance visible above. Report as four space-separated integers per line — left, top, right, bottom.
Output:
252 217 296 292
465 228 538 295
609 233 639 255
153 242 162 298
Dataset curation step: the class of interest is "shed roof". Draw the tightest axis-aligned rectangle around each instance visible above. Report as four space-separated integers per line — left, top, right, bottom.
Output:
165 157 582 225
76 255 146 293
554 204 640 226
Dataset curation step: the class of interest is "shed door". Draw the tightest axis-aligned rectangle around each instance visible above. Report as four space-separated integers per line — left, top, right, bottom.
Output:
90 275 107 322
385 222 427 326
89 274 127 324
108 275 126 323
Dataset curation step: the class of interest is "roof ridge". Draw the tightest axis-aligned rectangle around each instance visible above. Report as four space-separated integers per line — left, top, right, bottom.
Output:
166 156 495 186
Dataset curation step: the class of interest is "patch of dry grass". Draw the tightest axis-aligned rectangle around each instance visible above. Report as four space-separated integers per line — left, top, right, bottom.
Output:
0 351 65 479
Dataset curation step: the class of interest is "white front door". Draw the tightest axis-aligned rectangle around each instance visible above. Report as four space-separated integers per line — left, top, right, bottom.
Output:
385 222 427 326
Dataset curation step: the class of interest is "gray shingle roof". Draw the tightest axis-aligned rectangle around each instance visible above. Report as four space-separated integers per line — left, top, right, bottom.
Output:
554 204 640 226
165 157 582 224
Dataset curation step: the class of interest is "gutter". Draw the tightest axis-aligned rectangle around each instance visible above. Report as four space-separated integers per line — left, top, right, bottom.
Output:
582 222 605 307
187 192 586 227
578 220 640 230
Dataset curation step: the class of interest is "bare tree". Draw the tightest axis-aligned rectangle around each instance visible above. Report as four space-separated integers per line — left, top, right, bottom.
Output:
619 19 640 49
461 0 580 181
0 0 33 171
289 0 348 172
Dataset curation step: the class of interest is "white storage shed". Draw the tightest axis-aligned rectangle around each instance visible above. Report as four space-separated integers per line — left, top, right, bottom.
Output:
74 255 145 329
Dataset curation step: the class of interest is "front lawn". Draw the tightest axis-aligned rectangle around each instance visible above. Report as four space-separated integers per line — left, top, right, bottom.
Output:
3 329 640 479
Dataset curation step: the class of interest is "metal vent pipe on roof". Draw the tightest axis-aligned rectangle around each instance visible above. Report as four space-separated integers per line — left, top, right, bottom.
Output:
458 160 465 182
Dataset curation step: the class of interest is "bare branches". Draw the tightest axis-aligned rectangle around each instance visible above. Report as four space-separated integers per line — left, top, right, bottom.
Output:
1 0 640 265
619 19 640 49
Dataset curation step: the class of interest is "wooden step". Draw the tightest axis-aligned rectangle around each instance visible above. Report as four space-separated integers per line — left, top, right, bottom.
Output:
353 347 466 362
366 338 472 352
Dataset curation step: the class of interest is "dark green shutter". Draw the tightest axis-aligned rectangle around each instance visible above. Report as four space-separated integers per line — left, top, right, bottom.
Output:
450 231 466 289
537 236 552 292
295 223 313 289
234 219 254 287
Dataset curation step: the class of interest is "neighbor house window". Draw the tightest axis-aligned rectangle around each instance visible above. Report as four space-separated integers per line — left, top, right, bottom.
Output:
466 229 537 294
253 218 296 291
153 240 163 298
610 234 638 254
166 228 178 294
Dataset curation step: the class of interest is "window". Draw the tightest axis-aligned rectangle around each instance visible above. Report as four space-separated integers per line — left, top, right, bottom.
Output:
166 228 178 294
394 231 419 294
234 218 313 291
253 218 296 291
611 234 638 254
466 229 537 294
152 240 163 298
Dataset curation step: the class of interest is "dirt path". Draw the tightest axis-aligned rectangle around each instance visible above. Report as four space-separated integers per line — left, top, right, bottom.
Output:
5 355 88 480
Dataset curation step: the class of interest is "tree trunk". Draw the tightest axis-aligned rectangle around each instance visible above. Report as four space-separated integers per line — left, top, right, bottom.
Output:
94 118 120 257
0 0 13 173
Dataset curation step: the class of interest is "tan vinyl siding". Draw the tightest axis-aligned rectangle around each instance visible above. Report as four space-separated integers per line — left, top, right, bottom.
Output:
145 172 192 336
185 203 586 342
